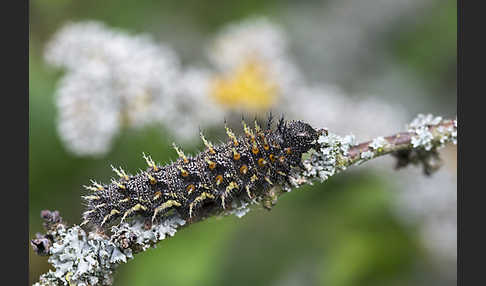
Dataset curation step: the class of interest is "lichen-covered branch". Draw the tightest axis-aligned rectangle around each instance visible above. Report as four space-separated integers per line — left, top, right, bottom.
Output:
31 114 457 286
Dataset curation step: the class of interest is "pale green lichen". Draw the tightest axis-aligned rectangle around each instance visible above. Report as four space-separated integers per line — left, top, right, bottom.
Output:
34 215 186 286
436 119 457 146
369 136 388 152
360 150 375 160
111 215 186 251
229 200 251 218
407 114 444 151
34 225 122 286
298 132 355 183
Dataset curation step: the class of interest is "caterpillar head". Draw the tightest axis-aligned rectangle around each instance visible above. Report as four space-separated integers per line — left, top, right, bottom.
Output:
279 120 322 152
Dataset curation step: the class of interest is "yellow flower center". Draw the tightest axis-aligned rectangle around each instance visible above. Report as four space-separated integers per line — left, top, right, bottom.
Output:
210 59 278 112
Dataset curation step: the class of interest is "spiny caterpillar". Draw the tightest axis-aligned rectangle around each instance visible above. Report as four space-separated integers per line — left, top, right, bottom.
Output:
81 116 323 229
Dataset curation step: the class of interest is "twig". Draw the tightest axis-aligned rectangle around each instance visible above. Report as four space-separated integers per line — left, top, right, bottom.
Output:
31 114 457 286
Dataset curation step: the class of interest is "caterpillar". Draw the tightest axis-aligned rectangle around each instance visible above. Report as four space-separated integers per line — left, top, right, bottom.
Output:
80 116 323 229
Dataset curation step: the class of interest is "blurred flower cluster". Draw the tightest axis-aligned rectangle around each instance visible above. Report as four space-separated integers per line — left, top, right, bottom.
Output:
46 17 408 157
45 21 181 155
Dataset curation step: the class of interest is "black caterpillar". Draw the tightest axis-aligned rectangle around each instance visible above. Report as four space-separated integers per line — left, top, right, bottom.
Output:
81 116 322 229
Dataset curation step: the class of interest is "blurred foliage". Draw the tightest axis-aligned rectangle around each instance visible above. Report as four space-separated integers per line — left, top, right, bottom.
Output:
30 0 455 285
391 0 457 93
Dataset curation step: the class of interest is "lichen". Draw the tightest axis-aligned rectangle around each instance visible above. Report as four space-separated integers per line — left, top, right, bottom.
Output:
34 215 186 286
408 114 443 129
228 200 251 218
34 224 124 286
360 150 375 160
111 215 186 251
408 114 443 151
369 136 388 151
298 132 355 183
407 114 457 151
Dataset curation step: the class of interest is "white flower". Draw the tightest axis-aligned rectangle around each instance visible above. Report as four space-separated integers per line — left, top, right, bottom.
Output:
46 21 181 156
208 16 301 84
207 16 303 113
45 21 112 70
55 65 121 156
